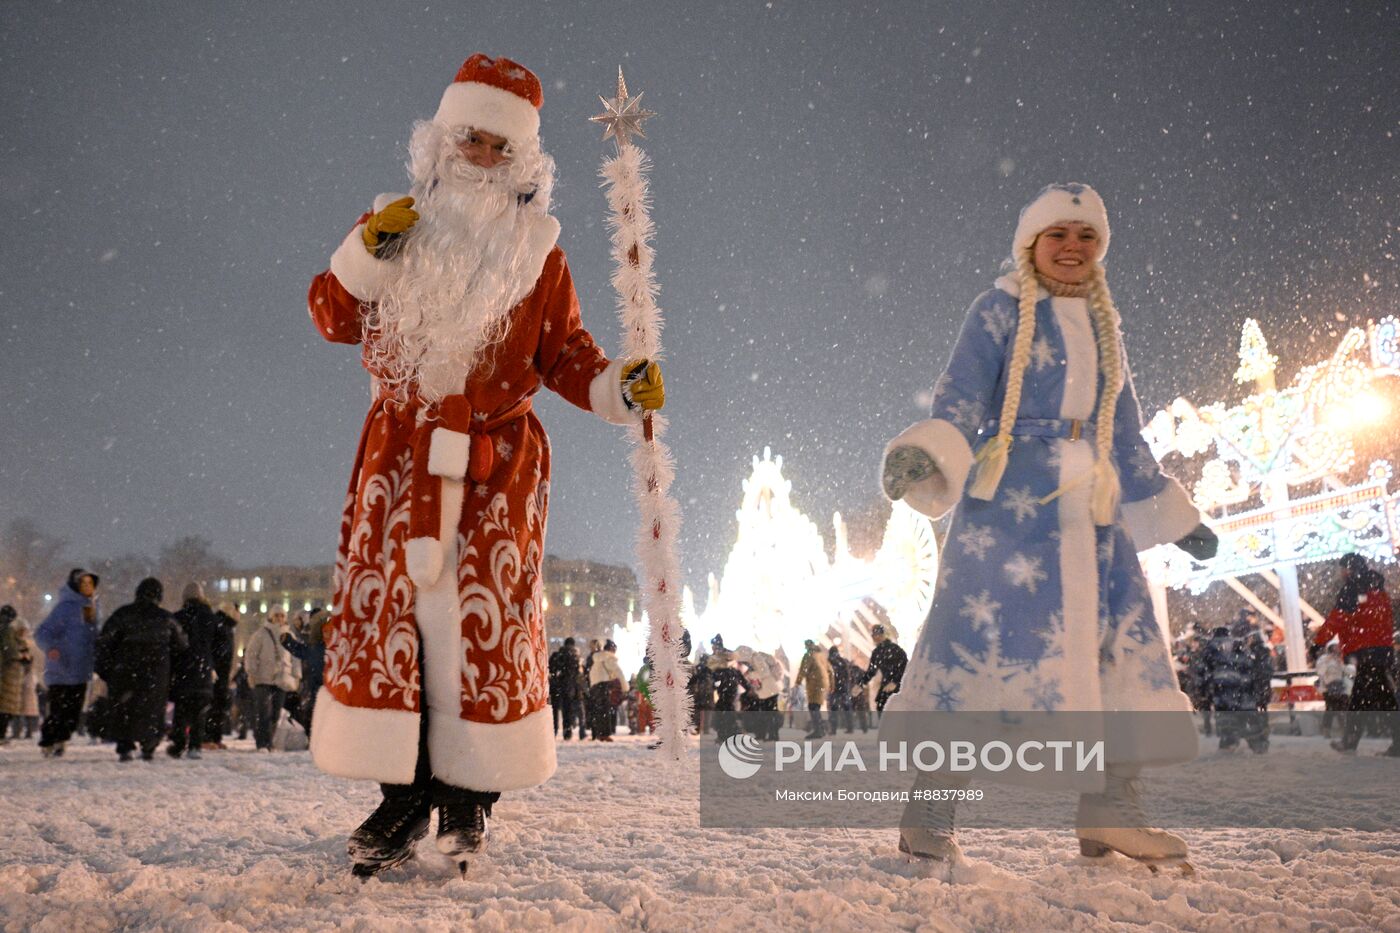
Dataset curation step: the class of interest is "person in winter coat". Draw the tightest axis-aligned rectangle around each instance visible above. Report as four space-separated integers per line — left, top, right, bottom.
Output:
734 645 783 740
587 640 625 741
795 640 831 739
1312 553 1399 755
548 637 582 739
860 624 909 718
35 569 102 757
708 649 746 743
282 610 328 737
94 578 187 762
167 583 221 759
202 605 239 748
1316 643 1348 738
880 184 1215 867
688 654 715 734
1201 614 1271 753
0 605 35 742
826 646 856 734
308 53 668 879
244 608 301 751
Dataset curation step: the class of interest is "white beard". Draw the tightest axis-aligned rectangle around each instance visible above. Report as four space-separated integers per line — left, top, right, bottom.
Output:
365 122 557 404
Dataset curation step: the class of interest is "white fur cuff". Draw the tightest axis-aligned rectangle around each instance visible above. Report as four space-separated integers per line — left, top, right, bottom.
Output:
589 357 638 426
428 428 470 479
329 223 395 301
405 536 445 587
883 418 975 520
309 687 420 784
429 704 557 792
1120 476 1202 551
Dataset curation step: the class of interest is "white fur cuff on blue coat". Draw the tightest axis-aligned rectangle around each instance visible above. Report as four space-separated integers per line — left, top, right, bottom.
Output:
1120 477 1202 551
883 418 974 521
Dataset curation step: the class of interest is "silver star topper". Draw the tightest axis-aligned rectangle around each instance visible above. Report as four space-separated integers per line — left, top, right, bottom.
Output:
590 67 655 147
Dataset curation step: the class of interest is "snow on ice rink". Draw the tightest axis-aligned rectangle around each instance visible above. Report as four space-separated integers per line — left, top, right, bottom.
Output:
3 731 1400 932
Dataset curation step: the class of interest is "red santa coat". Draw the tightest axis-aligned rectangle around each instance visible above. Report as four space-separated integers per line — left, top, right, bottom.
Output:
307 193 634 791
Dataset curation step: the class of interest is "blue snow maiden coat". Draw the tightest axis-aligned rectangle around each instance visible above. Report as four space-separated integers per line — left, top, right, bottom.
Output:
35 585 100 686
881 272 1203 777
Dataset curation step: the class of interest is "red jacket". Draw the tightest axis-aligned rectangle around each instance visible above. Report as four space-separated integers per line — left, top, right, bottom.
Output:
1313 588 1395 658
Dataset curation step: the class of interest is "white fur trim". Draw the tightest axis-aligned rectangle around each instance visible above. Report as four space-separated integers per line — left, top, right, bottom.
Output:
435 82 540 141
372 191 409 213
1013 184 1110 256
589 357 638 426
1120 476 1202 551
429 705 557 792
310 686 419 784
427 428 470 479
883 419 974 520
329 223 394 301
405 536 444 588
508 215 561 310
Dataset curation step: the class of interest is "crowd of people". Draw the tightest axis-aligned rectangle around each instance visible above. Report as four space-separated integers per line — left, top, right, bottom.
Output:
543 625 911 747
0 568 329 761
1173 553 1400 757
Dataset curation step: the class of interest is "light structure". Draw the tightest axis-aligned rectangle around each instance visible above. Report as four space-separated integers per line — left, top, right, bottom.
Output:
1140 316 1400 670
653 448 938 672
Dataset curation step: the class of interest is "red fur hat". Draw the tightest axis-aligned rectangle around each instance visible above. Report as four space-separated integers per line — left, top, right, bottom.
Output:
434 54 542 142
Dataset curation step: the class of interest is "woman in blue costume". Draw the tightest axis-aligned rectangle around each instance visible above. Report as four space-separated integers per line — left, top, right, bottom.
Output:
881 184 1216 870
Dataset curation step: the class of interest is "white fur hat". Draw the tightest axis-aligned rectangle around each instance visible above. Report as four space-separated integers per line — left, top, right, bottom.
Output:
1013 183 1110 257
434 53 542 142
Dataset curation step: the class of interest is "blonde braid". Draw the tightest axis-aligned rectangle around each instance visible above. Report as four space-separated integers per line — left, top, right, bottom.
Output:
968 249 1038 501
1087 264 1123 524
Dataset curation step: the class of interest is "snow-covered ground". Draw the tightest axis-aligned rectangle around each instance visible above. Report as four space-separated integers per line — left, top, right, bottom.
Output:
3 730 1399 932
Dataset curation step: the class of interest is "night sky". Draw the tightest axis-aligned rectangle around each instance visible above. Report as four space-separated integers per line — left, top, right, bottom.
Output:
2 1 1396 584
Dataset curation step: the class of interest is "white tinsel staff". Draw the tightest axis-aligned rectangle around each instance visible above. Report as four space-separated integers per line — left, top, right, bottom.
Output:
591 69 692 758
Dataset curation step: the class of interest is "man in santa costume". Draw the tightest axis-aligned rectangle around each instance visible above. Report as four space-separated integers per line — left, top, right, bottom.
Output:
307 53 664 877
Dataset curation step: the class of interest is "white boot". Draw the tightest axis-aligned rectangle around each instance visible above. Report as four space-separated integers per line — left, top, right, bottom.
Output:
1077 769 1190 872
897 776 964 862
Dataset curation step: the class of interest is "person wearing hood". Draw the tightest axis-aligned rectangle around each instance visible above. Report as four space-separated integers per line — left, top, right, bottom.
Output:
94 579 187 762
244 607 301 751
880 184 1212 869
587 639 625 742
35 569 101 757
0 605 34 743
1313 553 1399 755
167 582 222 759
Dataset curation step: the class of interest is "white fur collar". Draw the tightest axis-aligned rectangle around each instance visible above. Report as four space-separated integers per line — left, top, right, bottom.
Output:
502 212 561 308
993 273 1051 301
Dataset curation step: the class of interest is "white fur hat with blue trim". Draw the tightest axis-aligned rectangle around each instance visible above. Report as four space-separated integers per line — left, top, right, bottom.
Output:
1013 183 1110 257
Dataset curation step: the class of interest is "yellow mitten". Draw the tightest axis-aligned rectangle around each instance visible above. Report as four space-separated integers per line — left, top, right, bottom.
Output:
361 196 419 254
622 359 665 411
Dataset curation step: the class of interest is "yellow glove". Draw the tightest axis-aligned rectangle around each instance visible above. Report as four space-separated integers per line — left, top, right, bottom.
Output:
361 196 419 254
621 359 665 411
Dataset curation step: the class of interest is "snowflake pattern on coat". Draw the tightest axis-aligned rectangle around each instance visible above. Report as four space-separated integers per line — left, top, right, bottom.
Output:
888 282 1196 724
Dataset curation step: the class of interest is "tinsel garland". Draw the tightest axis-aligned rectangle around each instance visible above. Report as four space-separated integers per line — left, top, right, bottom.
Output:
601 141 693 758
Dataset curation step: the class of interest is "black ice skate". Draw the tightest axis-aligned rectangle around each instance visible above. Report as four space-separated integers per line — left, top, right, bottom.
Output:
435 788 491 877
348 789 430 878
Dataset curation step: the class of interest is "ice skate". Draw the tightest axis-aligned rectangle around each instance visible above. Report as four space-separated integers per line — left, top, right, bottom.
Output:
1077 772 1193 876
348 789 430 879
434 788 490 877
897 783 963 865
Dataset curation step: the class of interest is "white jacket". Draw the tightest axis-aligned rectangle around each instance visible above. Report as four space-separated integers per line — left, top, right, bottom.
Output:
588 650 625 688
245 622 301 691
734 646 783 700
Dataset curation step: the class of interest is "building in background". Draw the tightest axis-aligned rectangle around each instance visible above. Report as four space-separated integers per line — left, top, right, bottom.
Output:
541 555 638 647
